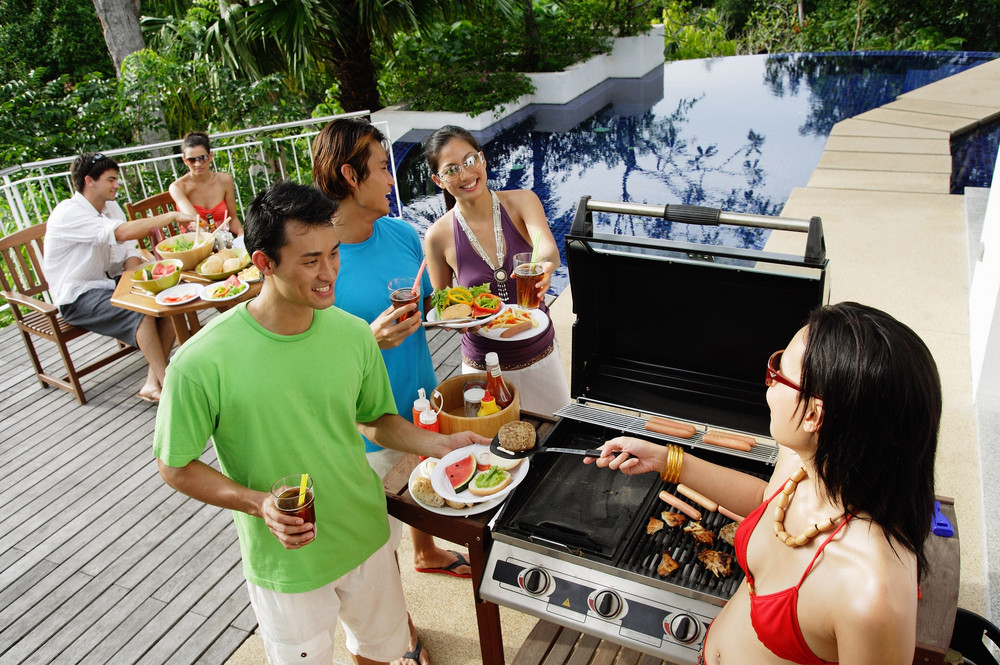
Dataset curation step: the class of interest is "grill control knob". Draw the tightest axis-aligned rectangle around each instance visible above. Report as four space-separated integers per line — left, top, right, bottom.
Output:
668 613 701 644
591 590 623 618
520 568 550 595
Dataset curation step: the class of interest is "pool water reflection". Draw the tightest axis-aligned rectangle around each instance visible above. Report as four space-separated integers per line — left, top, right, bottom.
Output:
394 51 999 296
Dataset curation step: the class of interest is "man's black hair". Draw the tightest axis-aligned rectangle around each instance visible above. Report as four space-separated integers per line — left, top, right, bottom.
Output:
243 181 338 266
71 152 119 192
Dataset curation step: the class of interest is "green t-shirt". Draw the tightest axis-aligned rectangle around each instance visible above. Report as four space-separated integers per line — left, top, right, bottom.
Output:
153 302 398 593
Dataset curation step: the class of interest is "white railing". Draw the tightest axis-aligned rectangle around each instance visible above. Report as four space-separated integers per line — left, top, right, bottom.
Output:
0 110 403 237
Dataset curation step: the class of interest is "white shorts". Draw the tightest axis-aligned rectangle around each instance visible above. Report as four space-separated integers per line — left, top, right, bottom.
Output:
365 448 406 549
246 535 409 664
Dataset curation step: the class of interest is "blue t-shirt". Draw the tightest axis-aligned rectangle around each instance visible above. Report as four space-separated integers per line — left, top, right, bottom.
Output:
335 216 438 451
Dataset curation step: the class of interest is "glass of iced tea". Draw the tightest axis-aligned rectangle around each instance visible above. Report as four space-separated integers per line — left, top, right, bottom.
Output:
388 277 420 324
270 474 316 539
513 252 545 309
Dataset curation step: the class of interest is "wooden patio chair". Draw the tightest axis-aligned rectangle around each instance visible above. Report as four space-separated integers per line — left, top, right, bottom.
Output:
124 191 181 257
0 223 137 404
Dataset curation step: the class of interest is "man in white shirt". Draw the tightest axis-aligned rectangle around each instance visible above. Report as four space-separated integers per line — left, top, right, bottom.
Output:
43 152 197 403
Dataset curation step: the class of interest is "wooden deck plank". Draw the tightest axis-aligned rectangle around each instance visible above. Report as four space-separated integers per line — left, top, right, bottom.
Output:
0 320 466 665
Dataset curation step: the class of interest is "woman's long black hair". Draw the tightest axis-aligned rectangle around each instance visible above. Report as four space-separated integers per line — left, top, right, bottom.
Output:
799 302 941 578
423 125 483 212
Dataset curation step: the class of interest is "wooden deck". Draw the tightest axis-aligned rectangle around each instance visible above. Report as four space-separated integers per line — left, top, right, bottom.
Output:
0 313 463 665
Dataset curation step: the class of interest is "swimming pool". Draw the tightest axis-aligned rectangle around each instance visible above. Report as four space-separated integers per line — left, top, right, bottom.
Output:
393 51 999 295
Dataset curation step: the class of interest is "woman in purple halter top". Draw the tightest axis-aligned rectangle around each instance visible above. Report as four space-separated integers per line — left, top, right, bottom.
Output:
423 125 570 415
585 302 941 665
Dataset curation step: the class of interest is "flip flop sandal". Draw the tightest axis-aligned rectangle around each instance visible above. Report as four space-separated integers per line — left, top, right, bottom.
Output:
136 391 160 403
413 549 472 578
402 637 424 665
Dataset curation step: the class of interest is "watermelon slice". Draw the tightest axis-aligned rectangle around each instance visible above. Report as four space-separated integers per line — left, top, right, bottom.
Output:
445 453 478 493
151 262 176 278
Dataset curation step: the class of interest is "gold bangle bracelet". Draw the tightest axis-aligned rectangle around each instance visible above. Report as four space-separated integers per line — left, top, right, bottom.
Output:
660 444 684 484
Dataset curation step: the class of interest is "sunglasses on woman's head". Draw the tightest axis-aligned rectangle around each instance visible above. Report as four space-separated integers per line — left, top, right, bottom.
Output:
765 350 802 392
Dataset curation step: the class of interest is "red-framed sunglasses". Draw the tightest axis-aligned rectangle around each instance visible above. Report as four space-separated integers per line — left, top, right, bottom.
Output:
765 349 802 392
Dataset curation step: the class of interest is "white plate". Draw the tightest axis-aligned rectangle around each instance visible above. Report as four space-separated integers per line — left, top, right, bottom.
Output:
426 305 501 329
477 305 549 342
408 464 505 516
154 283 201 306
431 443 529 504
200 279 250 302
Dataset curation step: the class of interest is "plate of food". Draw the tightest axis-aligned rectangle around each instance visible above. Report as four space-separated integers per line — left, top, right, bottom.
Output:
425 284 503 329
237 264 262 283
200 276 250 302
154 283 202 306
430 443 529 504
408 460 506 516
477 305 549 341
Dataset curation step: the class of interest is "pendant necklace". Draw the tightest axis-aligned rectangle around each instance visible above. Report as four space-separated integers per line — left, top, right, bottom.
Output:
454 190 509 300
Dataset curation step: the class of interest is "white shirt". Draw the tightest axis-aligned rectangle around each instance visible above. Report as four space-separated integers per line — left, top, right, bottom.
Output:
43 192 142 306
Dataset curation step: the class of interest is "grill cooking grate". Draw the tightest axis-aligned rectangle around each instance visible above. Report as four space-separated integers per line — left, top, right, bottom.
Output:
622 481 744 600
554 403 778 465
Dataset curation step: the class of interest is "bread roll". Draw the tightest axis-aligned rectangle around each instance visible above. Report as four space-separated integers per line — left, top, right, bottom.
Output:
445 499 472 510
410 476 445 507
223 257 243 272
442 303 472 319
200 256 224 274
216 249 236 261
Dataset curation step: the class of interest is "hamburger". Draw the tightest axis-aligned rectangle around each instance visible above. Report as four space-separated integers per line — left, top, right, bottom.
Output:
495 421 535 453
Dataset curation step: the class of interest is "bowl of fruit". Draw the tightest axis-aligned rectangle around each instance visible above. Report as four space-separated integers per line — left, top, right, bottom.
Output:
131 259 184 294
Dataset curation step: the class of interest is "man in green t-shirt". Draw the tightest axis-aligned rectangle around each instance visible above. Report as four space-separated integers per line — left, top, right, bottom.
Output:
153 181 489 665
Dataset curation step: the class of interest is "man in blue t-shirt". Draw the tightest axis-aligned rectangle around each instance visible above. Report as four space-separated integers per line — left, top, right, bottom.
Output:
312 118 472 665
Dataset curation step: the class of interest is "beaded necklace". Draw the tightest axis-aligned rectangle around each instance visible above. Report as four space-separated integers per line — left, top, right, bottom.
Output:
772 467 846 548
453 190 509 300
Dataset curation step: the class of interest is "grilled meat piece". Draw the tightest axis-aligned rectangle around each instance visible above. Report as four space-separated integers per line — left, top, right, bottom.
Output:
683 521 716 546
661 511 688 528
697 549 734 577
657 552 680 577
647 517 664 534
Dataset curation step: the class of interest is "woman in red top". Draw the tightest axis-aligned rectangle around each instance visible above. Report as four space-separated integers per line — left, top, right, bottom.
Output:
587 302 940 665
169 132 243 238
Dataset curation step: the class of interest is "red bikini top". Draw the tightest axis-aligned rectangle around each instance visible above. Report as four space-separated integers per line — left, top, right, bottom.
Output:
733 480 851 665
193 200 230 225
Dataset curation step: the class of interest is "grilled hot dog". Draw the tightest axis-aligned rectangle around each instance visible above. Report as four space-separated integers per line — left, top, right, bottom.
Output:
677 484 718 512
645 417 697 439
659 490 702 521
702 432 753 452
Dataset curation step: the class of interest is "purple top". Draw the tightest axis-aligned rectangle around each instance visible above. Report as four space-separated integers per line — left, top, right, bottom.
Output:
452 200 555 367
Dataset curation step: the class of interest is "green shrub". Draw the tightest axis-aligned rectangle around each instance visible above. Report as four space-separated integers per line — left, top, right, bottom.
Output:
663 0 738 60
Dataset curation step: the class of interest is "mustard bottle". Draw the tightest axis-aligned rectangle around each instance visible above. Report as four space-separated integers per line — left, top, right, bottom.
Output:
478 390 501 417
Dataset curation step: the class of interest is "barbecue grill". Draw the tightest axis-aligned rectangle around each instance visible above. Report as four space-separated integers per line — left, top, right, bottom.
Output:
480 198 829 664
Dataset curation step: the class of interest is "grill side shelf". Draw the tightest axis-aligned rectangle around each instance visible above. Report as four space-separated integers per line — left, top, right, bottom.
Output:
553 403 779 466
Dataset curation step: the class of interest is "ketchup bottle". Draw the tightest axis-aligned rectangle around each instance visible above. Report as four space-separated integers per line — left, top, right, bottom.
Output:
484 352 513 409
412 388 429 426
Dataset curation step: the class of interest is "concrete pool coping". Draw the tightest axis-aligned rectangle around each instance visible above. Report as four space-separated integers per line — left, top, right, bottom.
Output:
226 57 1000 665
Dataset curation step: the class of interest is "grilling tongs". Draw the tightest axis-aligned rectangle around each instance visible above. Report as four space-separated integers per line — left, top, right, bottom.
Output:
489 435 603 460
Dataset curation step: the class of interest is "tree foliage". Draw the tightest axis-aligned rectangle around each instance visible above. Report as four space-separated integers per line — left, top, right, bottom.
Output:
0 0 114 81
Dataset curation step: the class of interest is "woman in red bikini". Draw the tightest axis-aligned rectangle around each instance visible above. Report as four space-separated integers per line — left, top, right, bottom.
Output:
169 132 243 238
587 302 941 665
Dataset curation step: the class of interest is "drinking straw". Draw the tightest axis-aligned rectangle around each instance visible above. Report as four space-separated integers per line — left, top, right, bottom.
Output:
529 231 542 266
297 473 309 507
411 258 427 296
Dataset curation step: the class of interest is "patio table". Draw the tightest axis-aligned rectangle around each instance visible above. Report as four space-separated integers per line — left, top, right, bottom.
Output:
110 268 260 345
382 412 557 665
